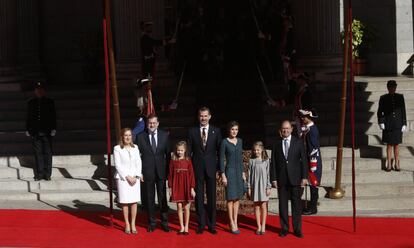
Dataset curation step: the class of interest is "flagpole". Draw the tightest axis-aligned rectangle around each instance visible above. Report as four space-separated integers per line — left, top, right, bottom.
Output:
103 19 113 227
348 0 357 232
103 0 122 141
329 0 350 200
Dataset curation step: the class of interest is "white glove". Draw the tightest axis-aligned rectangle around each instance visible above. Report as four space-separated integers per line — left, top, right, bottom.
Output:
25 131 30 137
310 167 317 172
379 123 385 130
50 129 56 137
401 125 407 132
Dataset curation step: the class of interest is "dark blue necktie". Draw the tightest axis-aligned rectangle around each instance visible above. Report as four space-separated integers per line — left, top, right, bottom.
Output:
151 132 156 152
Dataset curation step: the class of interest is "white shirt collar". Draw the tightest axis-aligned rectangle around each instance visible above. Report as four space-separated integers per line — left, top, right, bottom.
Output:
283 135 292 142
200 125 209 131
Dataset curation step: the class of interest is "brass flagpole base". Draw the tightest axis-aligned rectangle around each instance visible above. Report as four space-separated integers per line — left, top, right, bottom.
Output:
329 188 345 199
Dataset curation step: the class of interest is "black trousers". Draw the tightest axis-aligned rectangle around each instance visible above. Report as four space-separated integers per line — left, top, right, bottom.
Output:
31 135 53 178
195 171 216 229
278 184 302 233
142 177 169 228
308 186 319 210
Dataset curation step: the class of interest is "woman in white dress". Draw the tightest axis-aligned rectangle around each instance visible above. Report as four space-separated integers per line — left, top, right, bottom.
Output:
114 128 143 234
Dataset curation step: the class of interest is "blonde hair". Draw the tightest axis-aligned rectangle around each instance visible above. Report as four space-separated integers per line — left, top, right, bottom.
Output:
172 141 190 160
119 128 135 149
251 141 268 161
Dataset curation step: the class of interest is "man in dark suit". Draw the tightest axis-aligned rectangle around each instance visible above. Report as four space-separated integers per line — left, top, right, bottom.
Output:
271 120 308 238
188 107 222 234
25 83 56 181
136 114 171 232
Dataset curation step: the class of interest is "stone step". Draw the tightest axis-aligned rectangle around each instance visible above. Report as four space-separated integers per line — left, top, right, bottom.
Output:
0 154 107 167
264 122 414 135
264 111 414 123
0 96 196 110
0 165 107 180
315 195 414 212
320 146 414 158
0 178 107 191
0 116 195 131
0 191 38 201
321 157 414 171
0 106 196 121
338 182 414 197
321 169 414 184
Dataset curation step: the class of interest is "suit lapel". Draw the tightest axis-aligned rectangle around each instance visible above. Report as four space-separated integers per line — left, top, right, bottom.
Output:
144 131 153 154
205 127 214 151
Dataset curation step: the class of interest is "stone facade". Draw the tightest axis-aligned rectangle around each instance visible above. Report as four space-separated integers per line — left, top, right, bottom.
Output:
0 0 413 86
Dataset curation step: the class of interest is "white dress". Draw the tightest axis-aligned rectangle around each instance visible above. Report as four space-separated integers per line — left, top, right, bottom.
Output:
114 145 142 204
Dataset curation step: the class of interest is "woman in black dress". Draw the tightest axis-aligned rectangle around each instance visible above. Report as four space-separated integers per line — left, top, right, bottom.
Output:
377 80 407 171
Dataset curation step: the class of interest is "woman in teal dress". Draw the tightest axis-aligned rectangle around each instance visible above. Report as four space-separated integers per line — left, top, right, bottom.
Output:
220 121 245 234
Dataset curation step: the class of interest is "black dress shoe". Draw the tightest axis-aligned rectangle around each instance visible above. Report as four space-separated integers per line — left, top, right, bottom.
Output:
208 228 217 235
279 230 288 237
147 226 155 233
196 227 204 234
302 208 317 215
183 231 189 235
44 177 51 181
34 177 41 181
294 231 304 238
161 225 171 233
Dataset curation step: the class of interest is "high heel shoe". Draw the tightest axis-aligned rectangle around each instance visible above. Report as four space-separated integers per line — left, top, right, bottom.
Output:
393 160 401 171
124 228 131 234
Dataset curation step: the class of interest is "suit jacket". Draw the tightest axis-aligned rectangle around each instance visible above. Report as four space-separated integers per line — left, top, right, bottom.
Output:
377 93 407 130
136 129 171 181
188 125 222 178
26 97 56 136
270 136 308 186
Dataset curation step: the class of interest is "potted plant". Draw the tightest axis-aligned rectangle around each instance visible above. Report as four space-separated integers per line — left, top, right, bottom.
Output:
341 19 378 75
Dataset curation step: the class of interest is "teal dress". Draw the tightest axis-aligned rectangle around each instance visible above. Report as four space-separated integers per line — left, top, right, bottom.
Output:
219 138 245 201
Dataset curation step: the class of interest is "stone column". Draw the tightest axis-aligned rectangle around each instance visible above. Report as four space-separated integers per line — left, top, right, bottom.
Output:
113 0 165 63
292 0 342 71
16 0 40 65
395 0 413 75
0 0 18 66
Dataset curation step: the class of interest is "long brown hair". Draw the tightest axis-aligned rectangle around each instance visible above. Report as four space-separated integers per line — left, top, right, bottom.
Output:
171 141 190 160
119 128 135 149
251 141 268 161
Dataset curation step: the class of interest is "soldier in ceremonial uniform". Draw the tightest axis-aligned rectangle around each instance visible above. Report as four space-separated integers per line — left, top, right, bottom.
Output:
25 83 57 181
377 80 407 172
299 109 322 215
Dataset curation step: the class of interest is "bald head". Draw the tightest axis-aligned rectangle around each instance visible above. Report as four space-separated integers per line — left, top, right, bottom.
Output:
280 120 293 138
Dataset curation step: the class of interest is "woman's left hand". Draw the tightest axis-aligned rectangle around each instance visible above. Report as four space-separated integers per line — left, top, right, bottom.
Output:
266 188 271 196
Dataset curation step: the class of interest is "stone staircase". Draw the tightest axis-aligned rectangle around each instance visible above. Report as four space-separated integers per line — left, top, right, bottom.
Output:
264 76 414 216
0 62 198 208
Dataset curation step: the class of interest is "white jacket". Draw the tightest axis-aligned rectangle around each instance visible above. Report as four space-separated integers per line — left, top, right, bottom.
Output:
114 145 142 180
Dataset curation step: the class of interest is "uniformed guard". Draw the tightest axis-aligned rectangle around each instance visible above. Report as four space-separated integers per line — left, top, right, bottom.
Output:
299 109 322 215
377 80 407 172
25 82 57 181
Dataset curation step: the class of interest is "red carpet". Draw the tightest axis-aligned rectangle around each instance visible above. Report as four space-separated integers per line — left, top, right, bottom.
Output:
0 209 413 248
